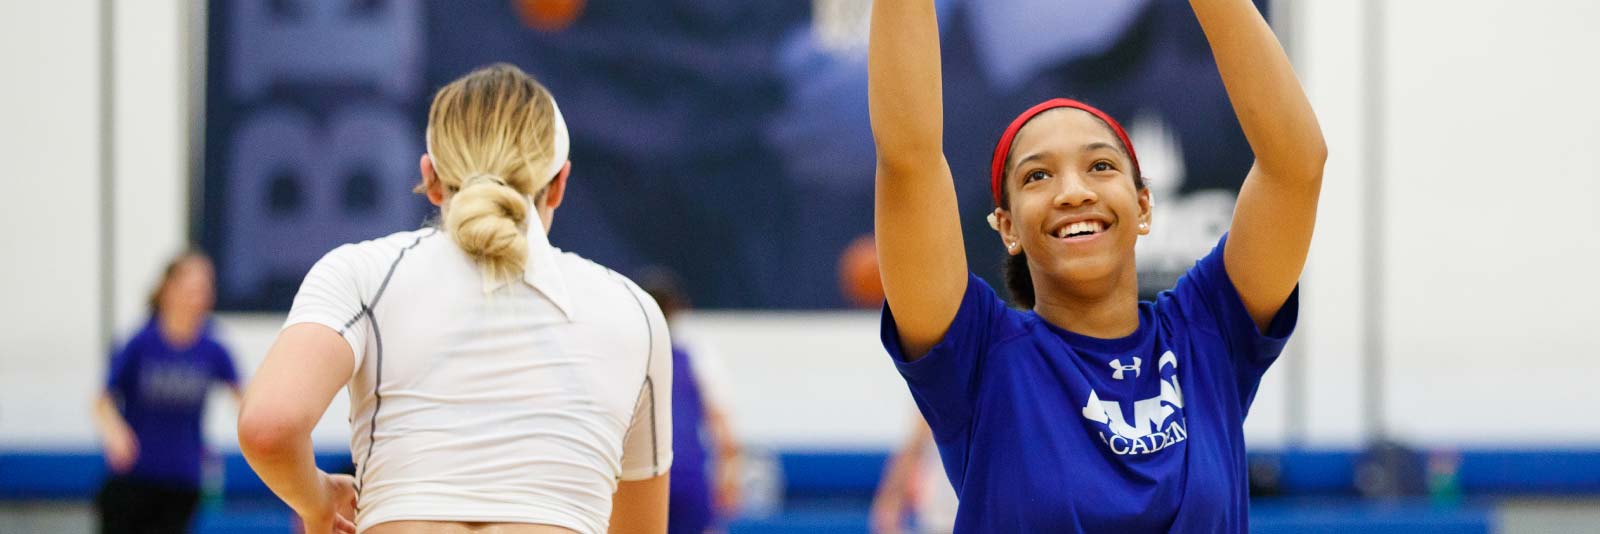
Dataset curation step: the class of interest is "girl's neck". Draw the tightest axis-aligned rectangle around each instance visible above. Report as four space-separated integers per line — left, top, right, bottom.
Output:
158 312 204 349
1032 267 1141 339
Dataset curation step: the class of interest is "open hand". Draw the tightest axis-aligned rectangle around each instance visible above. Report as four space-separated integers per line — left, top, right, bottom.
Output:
103 428 139 474
299 473 358 534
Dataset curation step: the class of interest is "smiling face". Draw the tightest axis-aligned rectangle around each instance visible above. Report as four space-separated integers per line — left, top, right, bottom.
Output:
994 108 1151 295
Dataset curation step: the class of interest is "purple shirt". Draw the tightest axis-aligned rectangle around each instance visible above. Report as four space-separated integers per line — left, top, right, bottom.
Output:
668 345 714 534
106 317 238 488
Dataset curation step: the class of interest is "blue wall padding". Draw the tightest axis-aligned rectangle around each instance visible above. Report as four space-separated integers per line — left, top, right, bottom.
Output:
777 450 887 499
1248 449 1600 496
1250 500 1492 534
719 501 1495 534
1457 450 1600 494
193 504 296 534
0 451 352 500
0 451 105 499
728 511 872 534
4 448 1599 501
1266 450 1362 495
219 453 353 497
0 450 1519 534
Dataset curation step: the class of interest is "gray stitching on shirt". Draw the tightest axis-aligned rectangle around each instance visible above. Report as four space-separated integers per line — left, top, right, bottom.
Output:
352 230 431 496
612 271 661 475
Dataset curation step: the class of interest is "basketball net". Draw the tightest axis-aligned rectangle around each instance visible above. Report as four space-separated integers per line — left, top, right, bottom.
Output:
813 0 872 53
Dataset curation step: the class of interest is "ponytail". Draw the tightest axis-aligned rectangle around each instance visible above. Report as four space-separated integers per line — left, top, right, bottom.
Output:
444 174 530 284
1002 251 1034 309
424 63 566 285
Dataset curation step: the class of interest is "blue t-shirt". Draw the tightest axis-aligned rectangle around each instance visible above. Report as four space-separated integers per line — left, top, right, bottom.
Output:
881 236 1297 533
105 318 239 488
668 345 714 534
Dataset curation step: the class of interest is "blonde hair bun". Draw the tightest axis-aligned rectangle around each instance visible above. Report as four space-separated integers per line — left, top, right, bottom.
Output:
425 64 565 284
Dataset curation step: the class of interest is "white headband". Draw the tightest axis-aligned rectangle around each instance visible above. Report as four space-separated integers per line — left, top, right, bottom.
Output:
426 93 571 192
540 96 570 187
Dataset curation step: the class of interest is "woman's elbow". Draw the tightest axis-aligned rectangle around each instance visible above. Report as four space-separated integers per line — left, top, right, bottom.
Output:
237 406 306 459
1264 139 1328 185
1307 137 1329 170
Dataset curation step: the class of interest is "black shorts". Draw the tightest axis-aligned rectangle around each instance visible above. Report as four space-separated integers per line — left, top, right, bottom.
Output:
95 476 201 534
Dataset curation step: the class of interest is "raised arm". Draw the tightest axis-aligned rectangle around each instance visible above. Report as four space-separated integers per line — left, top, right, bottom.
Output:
870 0 968 359
1194 0 1329 330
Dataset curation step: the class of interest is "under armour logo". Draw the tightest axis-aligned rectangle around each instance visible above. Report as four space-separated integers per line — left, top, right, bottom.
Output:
1110 357 1142 380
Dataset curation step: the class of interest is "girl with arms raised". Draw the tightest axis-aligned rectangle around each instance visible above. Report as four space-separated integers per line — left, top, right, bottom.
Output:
868 0 1325 531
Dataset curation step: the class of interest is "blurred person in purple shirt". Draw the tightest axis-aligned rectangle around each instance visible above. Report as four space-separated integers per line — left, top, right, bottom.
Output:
640 269 744 534
93 252 242 534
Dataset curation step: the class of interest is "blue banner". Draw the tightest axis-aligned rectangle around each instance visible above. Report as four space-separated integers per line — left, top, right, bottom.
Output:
202 0 1262 310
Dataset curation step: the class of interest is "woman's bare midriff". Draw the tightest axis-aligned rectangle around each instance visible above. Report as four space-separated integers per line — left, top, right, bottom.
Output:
367 521 580 534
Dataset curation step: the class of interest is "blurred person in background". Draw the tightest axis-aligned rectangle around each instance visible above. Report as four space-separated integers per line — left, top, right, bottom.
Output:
869 0 1324 531
237 63 672 534
640 268 744 534
856 236 955 534
93 252 242 534
869 416 956 534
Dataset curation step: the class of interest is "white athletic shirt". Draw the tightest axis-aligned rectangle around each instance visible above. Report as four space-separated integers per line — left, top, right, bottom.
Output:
284 224 672 534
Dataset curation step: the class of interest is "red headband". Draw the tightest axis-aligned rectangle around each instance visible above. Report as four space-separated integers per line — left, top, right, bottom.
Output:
988 98 1140 206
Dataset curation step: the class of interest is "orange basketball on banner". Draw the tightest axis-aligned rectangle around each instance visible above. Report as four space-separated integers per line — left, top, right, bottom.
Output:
839 234 885 309
513 0 585 32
